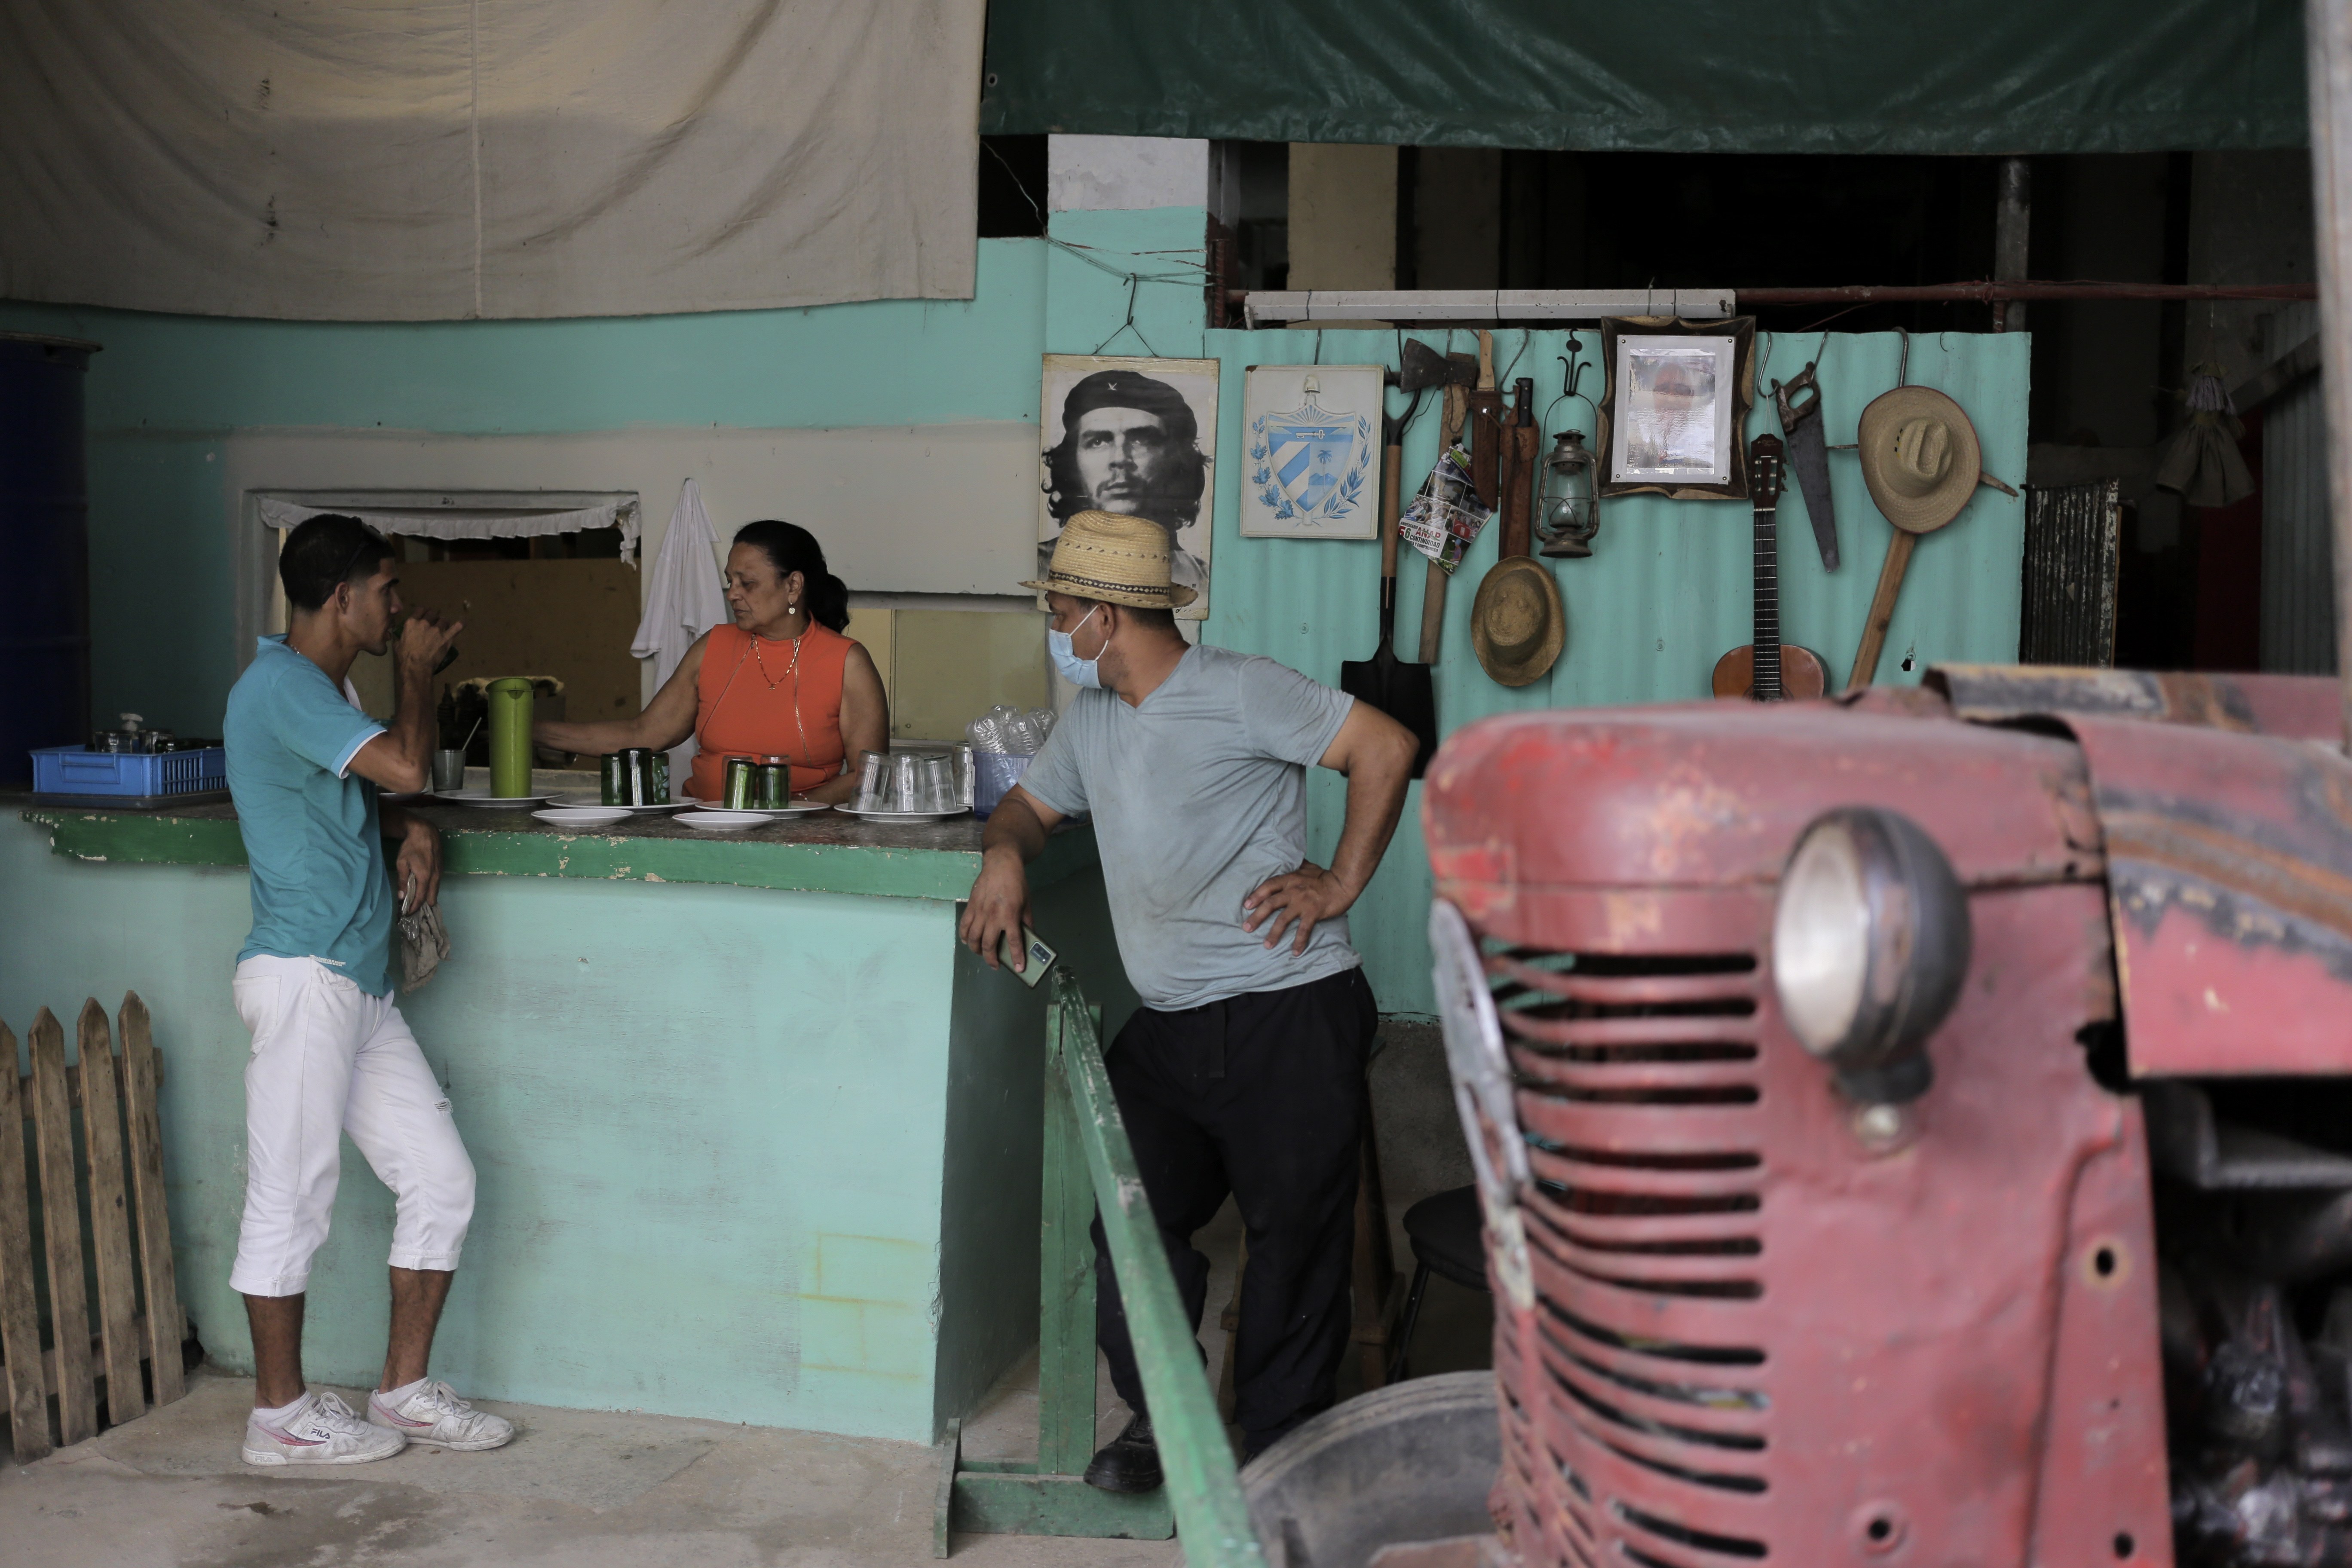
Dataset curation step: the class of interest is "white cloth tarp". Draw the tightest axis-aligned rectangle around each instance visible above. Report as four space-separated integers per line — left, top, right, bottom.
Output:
0 1 983 321
254 496 643 559
634 479 732 793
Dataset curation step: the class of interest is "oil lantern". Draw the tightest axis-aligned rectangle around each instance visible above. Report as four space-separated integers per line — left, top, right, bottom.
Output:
1537 429 1600 558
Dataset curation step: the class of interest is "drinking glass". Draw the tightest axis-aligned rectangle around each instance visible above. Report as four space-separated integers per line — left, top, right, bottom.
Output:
432 750 468 793
916 754 957 812
855 750 889 810
891 753 921 812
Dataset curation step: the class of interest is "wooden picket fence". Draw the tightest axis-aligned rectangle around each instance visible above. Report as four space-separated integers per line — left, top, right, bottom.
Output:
0 993 188 1461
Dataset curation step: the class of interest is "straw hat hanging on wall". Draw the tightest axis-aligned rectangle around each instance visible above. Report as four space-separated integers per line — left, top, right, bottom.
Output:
1470 558 1565 687
1856 387 1981 535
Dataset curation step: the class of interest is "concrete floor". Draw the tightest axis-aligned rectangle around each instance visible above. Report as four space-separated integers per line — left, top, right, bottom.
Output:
1 1021 1490 1566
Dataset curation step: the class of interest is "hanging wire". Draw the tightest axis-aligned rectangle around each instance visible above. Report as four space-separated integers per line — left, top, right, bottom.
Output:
1896 327 1911 388
1498 328 1530 389
1091 274 1161 358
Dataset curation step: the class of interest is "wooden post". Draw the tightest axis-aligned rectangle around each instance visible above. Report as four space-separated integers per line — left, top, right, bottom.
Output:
120 994 185 1406
77 1001 147 1425
28 1009 96 1445
2307 0 2352 751
0 1022 53 1460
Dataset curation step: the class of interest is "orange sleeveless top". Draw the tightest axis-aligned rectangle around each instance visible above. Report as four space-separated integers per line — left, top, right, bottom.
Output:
689 621 857 800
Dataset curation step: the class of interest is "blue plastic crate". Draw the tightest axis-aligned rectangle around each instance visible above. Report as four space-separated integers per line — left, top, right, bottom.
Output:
32 744 227 803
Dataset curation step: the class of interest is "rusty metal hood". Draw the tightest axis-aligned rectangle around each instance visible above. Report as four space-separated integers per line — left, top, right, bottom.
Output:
1422 699 2098 899
2061 715 2352 1075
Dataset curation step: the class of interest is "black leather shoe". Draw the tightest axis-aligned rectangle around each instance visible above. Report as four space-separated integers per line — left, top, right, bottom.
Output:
1083 1413 1163 1493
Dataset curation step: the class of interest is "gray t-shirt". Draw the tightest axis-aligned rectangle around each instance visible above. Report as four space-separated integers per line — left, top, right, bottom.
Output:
1019 643 1360 1011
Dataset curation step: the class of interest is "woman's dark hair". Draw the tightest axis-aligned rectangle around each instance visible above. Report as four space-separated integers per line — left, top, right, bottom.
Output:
280 514 393 613
733 520 849 632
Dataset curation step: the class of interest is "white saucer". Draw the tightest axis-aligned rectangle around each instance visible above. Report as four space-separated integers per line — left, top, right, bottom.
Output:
436 789 558 808
835 805 969 824
549 796 689 814
533 806 631 828
717 799 833 820
677 809 768 832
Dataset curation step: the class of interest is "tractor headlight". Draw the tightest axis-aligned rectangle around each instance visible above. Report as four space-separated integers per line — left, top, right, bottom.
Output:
1771 807 1971 1105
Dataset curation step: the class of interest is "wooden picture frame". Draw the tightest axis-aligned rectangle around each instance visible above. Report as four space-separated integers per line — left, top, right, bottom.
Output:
1594 316 1756 501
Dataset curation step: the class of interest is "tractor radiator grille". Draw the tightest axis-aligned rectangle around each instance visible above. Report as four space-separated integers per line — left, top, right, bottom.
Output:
1488 945 1772 1568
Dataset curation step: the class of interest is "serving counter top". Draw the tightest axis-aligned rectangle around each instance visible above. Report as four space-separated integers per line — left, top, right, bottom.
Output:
14 792 1089 903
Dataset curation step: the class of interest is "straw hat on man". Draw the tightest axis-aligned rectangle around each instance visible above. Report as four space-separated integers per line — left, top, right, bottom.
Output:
971 506 1418 1488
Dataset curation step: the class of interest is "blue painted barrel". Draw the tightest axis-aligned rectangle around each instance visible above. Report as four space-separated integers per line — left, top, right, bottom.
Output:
0 333 96 785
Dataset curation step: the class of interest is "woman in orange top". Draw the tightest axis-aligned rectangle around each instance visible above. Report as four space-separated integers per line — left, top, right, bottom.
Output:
535 521 889 804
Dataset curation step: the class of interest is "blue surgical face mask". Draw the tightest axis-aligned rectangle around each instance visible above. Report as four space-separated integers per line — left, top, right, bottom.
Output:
1048 605 1104 689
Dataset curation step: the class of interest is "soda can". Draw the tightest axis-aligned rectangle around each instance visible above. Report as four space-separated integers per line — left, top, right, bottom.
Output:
601 752 628 806
723 755 756 809
650 749 670 803
634 747 662 806
755 757 790 809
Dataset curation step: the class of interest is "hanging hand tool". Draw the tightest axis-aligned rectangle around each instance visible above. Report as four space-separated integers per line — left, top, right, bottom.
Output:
1341 392 1439 777
1774 361 1840 572
1467 331 1504 511
1417 349 1480 664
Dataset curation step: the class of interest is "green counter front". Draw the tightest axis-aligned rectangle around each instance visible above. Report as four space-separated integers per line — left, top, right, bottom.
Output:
2 795 1134 1445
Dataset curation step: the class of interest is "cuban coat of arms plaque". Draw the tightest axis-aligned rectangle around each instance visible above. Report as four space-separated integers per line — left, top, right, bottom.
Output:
1241 364 1383 539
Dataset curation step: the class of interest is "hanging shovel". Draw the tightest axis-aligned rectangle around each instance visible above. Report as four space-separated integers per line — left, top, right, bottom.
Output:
1341 396 1438 777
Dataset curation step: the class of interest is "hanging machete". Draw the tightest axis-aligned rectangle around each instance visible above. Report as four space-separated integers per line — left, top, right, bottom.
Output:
1774 362 1839 572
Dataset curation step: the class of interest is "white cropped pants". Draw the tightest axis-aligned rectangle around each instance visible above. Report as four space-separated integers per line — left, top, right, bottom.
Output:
229 955 475 1297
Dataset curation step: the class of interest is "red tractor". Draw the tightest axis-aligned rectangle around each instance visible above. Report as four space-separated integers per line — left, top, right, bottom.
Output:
1421 668 2352 1568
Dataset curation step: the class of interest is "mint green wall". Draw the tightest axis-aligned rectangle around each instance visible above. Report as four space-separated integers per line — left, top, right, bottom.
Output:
0 240 1050 741
3 203 2029 1023
0 815 1063 1442
1197 328 2030 1016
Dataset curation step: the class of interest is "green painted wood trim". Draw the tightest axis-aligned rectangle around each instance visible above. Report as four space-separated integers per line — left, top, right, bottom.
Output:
20 808 248 868
952 1473 1177 1540
1036 998 1100 1478
1053 978 1265 1566
18 805 1100 903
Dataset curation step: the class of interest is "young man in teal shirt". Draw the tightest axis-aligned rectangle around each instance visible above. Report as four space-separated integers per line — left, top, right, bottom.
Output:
224 514 511 1465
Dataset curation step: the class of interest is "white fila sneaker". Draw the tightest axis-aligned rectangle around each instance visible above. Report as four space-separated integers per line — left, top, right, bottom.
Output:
242 1391 406 1466
367 1379 515 1451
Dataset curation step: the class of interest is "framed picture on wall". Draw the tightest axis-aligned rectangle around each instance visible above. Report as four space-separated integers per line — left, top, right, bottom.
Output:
1239 364 1383 539
1038 354 1219 620
1595 316 1756 501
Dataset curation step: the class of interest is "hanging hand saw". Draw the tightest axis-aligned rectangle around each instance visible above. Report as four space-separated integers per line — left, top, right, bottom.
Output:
1774 362 1839 572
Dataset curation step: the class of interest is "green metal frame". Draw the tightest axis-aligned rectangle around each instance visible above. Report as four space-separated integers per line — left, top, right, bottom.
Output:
939 972 1265 1563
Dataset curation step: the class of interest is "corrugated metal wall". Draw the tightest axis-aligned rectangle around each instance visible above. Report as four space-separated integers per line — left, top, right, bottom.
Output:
2261 366 2338 674
1194 327 2030 1014
2019 480 2121 665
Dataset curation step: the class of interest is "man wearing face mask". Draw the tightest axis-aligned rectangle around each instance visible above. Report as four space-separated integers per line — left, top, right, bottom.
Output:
961 510 1418 1484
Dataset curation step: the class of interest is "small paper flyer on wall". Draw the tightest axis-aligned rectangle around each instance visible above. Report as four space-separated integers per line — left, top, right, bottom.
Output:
1399 446 1493 573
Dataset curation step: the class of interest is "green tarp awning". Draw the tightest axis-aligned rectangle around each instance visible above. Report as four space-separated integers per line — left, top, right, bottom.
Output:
980 0 2306 154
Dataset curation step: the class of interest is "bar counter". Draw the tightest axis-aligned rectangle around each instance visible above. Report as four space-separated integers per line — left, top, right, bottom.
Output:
2 789 1132 1444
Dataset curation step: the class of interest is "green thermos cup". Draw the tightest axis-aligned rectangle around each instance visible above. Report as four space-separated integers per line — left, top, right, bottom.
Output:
487 678 535 798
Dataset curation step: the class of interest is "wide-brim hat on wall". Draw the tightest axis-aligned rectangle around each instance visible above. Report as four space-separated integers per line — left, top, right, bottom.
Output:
1856 386 1982 534
1470 557 1565 687
1020 510 1199 609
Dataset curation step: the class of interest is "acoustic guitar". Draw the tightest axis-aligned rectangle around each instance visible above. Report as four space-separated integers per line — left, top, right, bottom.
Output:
1711 434 1828 701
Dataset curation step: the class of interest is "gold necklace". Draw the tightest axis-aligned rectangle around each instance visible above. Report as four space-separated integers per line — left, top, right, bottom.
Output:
750 622 805 689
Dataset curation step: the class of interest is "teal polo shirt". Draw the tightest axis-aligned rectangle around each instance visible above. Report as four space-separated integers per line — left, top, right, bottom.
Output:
225 636 395 995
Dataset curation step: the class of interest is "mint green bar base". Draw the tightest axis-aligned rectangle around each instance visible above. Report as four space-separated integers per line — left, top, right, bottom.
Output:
2 799 1135 1449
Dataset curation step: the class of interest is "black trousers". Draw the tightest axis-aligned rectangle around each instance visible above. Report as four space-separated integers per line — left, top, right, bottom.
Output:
1092 965 1378 1456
